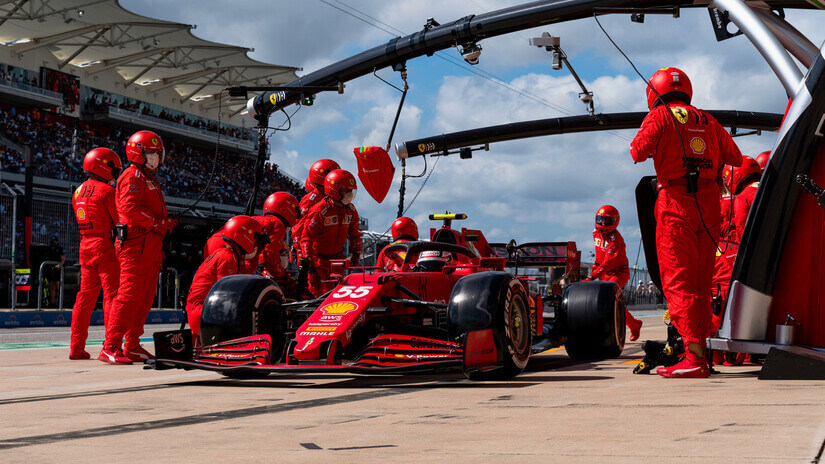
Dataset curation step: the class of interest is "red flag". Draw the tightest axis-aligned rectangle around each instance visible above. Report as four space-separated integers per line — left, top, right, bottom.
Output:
353 146 395 203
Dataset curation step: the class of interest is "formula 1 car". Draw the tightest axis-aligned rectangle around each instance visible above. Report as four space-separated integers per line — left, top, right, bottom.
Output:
151 213 626 379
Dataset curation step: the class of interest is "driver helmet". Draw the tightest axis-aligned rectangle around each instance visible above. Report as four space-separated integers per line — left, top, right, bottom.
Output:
595 205 620 234
416 250 452 272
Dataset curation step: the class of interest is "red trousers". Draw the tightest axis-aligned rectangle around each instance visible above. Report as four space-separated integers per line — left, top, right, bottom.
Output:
655 185 720 346
71 236 119 353
105 234 163 350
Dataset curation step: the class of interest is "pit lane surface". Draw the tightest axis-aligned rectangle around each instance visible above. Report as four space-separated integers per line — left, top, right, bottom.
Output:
1 316 824 463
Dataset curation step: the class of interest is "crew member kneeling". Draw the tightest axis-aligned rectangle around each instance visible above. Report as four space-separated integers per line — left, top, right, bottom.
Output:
186 215 268 344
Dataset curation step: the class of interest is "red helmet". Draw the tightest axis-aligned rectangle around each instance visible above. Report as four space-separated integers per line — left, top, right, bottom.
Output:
595 205 620 233
306 159 340 192
646 67 693 111
82 147 122 181
324 169 357 202
221 215 269 255
391 217 418 241
262 192 300 227
125 130 165 165
755 150 771 170
723 156 762 195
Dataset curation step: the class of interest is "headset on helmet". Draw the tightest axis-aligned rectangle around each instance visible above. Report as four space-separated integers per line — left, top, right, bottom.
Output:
723 156 762 195
324 169 357 202
595 205 620 233
646 67 693 111
263 192 300 227
391 217 418 241
221 215 269 255
82 147 122 182
755 150 771 170
306 159 340 192
125 130 165 166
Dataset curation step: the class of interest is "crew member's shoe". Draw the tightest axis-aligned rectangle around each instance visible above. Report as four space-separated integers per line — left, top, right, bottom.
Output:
656 352 709 378
69 350 90 360
628 317 643 342
98 348 132 365
123 345 155 362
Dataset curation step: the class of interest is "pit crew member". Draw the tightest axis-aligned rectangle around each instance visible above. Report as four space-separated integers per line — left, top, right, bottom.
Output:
299 169 362 296
630 67 743 378
101 130 175 365
292 159 340 261
588 205 644 341
377 216 418 271
70 148 122 360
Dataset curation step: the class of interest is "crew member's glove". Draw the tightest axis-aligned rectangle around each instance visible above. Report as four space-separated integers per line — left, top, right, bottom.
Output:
350 252 360 267
156 218 177 231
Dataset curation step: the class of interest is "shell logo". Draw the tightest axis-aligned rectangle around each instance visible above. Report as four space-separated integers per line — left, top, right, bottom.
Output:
320 301 358 315
690 137 706 154
76 207 86 220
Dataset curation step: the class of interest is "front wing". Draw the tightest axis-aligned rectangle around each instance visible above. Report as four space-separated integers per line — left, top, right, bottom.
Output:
149 332 465 376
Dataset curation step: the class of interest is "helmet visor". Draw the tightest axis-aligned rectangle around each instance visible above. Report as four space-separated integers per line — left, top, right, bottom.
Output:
595 215 615 227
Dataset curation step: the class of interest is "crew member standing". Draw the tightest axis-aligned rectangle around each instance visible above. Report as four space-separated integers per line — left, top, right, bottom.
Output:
292 159 339 261
100 130 176 365
70 148 122 360
726 156 762 242
186 215 268 344
630 67 742 378
589 205 644 341
299 169 362 296
377 217 418 271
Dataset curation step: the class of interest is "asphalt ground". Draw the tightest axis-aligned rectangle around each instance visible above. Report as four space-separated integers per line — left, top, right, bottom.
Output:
2 314 824 463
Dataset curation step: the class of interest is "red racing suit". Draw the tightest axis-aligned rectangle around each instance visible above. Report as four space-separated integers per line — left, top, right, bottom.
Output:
733 181 759 242
105 165 169 351
590 229 630 288
376 238 413 272
185 246 241 341
292 187 323 261
631 101 742 346
299 197 362 296
70 179 119 354
255 214 289 278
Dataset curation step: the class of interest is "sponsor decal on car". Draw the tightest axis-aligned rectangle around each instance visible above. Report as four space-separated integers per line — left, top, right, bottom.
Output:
320 301 358 315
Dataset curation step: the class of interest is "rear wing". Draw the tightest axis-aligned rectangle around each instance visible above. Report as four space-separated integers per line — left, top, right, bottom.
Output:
489 241 580 273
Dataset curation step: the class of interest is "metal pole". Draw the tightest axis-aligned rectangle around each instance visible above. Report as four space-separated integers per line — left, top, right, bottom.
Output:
711 0 803 97
58 265 64 310
751 7 818 68
3 183 17 310
157 271 163 311
36 261 56 311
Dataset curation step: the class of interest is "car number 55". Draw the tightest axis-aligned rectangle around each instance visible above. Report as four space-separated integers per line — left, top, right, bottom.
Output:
332 286 373 298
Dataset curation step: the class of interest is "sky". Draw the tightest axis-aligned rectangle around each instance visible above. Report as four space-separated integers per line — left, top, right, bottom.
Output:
122 0 825 267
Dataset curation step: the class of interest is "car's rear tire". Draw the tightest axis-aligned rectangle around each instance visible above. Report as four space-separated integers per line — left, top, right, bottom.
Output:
449 272 532 379
200 275 285 354
562 281 625 359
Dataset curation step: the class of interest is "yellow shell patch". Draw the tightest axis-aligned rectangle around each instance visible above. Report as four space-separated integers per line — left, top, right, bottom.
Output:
320 302 358 315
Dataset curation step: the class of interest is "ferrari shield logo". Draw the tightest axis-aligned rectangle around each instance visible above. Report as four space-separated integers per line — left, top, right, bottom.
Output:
418 144 426 153
671 107 689 124
320 302 358 315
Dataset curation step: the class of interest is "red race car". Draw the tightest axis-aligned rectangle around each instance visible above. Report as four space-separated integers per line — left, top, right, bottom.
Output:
152 213 626 379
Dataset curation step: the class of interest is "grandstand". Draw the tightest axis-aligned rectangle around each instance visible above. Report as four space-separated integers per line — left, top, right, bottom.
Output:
0 0 318 309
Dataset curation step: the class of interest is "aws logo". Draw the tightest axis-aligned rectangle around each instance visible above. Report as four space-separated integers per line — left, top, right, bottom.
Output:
320 302 358 315
671 107 689 124
690 137 706 154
